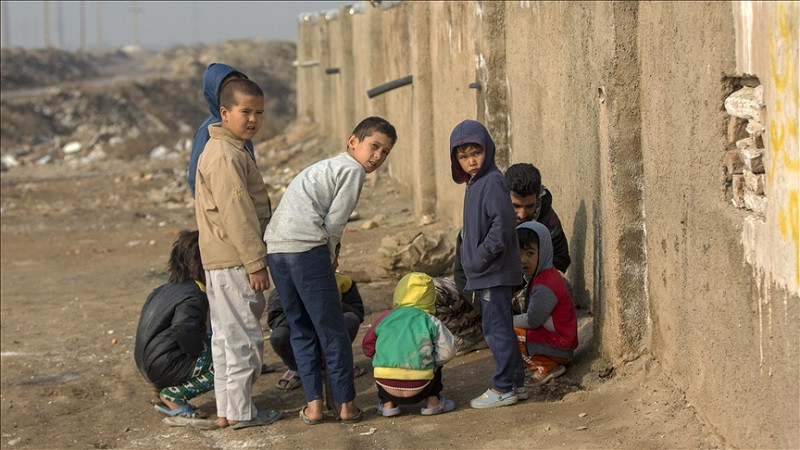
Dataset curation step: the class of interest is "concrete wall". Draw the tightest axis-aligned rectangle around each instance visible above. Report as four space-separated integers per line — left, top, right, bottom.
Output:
295 2 799 447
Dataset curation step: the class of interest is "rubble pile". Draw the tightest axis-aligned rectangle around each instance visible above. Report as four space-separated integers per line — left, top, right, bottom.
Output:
0 40 297 170
0 47 129 90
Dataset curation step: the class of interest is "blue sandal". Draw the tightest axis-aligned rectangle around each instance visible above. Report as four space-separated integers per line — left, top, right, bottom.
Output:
154 402 198 418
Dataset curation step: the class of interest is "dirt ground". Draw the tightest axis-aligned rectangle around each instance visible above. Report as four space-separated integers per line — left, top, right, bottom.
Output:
0 44 726 449
0 144 728 449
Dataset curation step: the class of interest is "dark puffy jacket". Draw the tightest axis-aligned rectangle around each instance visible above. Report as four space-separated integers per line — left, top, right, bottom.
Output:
134 281 208 389
267 274 364 330
536 188 571 273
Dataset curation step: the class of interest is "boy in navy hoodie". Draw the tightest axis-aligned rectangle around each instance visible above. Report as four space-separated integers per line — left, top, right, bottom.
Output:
449 119 524 409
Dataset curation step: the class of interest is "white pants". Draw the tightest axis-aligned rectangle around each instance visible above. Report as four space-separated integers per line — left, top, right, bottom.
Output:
206 266 266 421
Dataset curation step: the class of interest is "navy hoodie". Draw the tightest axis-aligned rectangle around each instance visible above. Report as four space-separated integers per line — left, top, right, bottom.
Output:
450 120 523 291
187 63 255 197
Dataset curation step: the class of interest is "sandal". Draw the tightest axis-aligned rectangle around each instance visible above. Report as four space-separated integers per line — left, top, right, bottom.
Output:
420 395 455 415
376 401 401 417
276 369 302 390
154 402 199 418
338 408 363 424
230 409 283 430
299 406 324 425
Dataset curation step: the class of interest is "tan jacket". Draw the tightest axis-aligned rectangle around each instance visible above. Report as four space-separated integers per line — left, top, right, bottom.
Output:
195 124 271 273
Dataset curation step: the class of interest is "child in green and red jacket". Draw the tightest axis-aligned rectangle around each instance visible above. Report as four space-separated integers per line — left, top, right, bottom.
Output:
362 272 457 417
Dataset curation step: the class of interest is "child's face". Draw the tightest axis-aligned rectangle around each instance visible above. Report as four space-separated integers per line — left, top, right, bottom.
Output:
520 241 539 278
455 145 485 180
347 131 393 173
220 92 264 141
510 191 538 224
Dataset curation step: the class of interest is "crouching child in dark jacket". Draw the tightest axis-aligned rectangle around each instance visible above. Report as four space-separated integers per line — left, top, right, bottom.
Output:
134 230 213 419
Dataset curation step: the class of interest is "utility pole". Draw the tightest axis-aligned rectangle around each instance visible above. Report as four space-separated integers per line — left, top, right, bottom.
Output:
131 0 140 48
80 0 86 51
43 0 51 48
1 1 10 48
56 0 63 48
96 1 102 49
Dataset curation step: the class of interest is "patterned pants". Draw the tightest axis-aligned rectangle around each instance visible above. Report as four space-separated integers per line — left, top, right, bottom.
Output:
159 349 214 404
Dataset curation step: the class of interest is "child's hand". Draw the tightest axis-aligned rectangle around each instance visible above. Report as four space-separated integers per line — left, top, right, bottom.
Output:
249 268 271 292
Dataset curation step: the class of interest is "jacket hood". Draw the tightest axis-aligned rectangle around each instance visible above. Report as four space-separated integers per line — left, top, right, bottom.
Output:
202 63 243 118
392 272 435 314
517 220 553 278
449 120 496 184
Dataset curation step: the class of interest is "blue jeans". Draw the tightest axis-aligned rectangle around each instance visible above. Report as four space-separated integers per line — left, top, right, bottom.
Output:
480 285 522 393
268 246 356 403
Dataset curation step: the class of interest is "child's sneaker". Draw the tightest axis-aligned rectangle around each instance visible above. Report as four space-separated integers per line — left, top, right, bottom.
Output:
515 386 529 401
420 395 456 415
469 388 518 409
525 364 566 386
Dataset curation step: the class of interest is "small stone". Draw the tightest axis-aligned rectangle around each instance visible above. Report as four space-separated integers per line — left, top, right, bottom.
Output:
576 426 588 431
579 412 588 418
420 214 435 225
62 141 82 154
361 220 378 230
111 338 118 345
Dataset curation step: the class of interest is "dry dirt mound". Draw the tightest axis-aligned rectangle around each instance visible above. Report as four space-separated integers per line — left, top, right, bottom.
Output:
0 40 296 169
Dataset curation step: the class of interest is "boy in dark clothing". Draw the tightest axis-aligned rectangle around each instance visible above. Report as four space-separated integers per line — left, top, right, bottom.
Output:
449 119 524 409
134 230 213 419
505 163 571 273
188 63 251 197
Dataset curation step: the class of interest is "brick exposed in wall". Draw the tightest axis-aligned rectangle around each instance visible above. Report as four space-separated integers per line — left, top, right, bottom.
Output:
740 146 765 173
743 190 767 216
728 116 749 143
743 169 765 195
732 174 745 208
724 149 744 181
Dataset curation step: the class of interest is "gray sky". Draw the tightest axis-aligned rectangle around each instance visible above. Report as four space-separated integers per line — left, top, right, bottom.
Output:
0 1 343 50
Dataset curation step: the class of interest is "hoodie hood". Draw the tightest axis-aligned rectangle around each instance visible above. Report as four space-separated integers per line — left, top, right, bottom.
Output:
517 220 553 278
202 63 242 118
449 120 496 184
392 272 435 314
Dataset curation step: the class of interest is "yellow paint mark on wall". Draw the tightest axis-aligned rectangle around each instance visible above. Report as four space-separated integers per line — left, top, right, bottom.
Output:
778 190 800 285
769 3 800 289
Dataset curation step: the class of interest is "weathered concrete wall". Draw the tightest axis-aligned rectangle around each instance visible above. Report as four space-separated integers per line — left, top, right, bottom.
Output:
295 2 799 446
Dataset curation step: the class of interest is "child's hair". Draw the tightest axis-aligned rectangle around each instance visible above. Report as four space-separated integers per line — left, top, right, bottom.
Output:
351 116 398 145
506 163 542 197
218 72 248 103
453 142 483 154
167 230 205 284
517 226 539 250
220 78 263 109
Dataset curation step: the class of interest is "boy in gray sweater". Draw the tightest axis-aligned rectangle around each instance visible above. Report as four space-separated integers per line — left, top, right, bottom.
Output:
265 116 397 424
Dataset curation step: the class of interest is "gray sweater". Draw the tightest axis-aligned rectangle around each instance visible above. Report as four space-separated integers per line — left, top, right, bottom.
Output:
265 152 365 259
